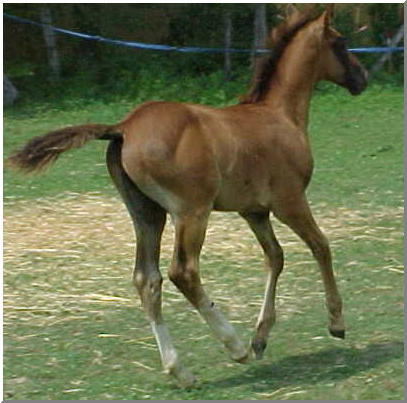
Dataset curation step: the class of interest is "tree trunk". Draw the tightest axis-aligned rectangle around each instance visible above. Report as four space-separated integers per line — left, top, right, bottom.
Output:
369 24 404 77
40 6 61 82
252 4 268 66
223 10 233 81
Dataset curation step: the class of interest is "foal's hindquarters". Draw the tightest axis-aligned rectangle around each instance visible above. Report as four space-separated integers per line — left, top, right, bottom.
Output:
107 139 250 387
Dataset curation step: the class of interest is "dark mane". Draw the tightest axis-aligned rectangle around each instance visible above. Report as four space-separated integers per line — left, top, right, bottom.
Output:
241 10 319 104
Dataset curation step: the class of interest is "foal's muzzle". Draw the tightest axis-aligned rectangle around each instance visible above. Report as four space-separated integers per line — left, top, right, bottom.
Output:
345 62 368 96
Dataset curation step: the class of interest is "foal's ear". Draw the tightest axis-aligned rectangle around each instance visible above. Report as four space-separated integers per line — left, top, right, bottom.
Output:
284 4 299 18
322 4 335 27
314 4 334 36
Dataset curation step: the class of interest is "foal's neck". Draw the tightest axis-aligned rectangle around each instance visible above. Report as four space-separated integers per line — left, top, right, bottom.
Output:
263 40 320 132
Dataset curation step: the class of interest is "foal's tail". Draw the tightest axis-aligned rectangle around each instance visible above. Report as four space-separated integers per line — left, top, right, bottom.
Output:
8 123 123 173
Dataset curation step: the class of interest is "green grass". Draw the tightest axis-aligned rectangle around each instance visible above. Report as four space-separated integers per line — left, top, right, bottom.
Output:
3 82 404 400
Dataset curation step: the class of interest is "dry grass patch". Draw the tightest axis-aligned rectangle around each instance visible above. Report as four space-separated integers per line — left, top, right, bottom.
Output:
4 192 403 329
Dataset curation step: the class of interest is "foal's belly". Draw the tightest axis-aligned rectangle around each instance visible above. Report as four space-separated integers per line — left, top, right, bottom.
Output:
213 180 272 212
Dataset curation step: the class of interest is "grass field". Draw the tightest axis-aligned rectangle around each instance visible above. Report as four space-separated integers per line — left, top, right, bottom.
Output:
3 84 404 400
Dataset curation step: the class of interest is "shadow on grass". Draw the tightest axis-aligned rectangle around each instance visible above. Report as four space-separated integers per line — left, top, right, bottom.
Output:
204 341 403 391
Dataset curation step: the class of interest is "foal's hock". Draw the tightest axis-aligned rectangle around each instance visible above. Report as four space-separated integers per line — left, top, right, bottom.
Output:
9 6 367 387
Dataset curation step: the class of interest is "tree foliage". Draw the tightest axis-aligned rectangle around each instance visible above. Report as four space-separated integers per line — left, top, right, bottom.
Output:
3 3 403 102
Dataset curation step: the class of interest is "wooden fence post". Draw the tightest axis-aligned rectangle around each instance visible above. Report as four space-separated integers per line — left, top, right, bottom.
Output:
40 6 61 83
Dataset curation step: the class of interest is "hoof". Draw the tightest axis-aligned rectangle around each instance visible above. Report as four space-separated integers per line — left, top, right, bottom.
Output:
167 365 197 388
329 328 345 339
232 351 250 364
251 340 267 360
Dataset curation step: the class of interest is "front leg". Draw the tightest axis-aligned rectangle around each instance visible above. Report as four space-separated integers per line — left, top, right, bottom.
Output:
240 212 284 359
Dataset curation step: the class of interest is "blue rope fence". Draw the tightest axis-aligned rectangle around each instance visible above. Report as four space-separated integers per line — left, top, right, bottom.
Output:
4 12 404 54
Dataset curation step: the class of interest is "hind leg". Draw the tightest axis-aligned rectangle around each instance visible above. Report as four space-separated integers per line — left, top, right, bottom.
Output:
106 141 195 387
273 194 345 338
168 208 248 363
240 212 284 359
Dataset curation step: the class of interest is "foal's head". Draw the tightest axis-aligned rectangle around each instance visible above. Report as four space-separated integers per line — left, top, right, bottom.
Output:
242 6 368 104
306 7 368 95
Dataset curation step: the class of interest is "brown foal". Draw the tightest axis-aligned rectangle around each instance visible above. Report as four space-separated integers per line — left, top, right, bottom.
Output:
9 7 367 386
